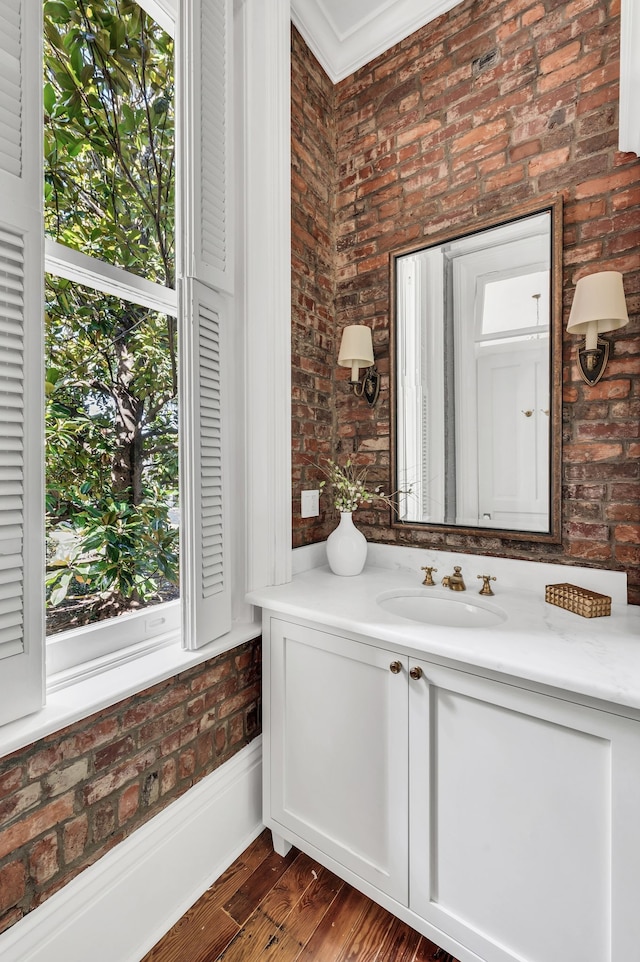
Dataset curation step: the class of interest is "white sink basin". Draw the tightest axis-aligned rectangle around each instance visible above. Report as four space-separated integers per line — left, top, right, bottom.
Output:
376 589 507 628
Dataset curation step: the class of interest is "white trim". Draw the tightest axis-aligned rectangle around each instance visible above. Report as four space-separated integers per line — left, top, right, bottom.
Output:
45 600 180 686
291 0 463 83
45 239 178 316
137 0 177 36
0 738 263 962
242 0 292 591
619 0 640 155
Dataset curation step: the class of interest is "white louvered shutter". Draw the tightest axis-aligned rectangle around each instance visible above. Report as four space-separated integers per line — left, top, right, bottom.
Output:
178 0 232 648
0 0 44 725
179 279 231 647
181 0 233 294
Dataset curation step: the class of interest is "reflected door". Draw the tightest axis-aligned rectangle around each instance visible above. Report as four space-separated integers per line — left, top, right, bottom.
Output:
476 342 549 530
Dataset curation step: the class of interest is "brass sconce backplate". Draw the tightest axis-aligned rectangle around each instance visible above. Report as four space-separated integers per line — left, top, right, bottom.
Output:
362 366 380 407
577 336 609 386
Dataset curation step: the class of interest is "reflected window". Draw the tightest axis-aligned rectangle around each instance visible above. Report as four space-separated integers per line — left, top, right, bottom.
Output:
481 270 550 339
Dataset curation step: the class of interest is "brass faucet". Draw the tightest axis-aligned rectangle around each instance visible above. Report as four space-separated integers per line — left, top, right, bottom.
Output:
441 565 466 591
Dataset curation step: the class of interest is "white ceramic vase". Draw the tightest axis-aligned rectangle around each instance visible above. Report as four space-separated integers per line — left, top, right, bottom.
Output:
326 511 367 576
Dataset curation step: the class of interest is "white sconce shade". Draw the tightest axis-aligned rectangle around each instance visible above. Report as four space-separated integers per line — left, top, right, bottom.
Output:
337 324 380 406
567 271 629 385
338 325 374 382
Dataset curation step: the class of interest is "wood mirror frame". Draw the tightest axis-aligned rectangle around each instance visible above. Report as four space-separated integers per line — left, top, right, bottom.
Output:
390 195 563 544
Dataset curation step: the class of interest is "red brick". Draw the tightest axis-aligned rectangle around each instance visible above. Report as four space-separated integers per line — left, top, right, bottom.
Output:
214 725 227 756
178 750 196 781
118 784 140 825
94 737 136 772
614 525 640 544
93 802 116 842
160 759 177 796
529 147 571 177
160 721 199 758
567 540 612 561
538 50 603 94
139 707 186 745
189 662 233 695
217 685 261 720
0 783 41 827
522 3 545 25
83 749 157 807
615 545 640 565
27 747 63 781
196 732 213 769
0 794 75 861
229 715 245 747
57 720 120 765
539 41 582 76
565 521 610 540
0 861 25 913
63 815 88 864
29 833 59 885
575 167 640 200
606 504 640 522
576 422 639 440
42 759 89 798
0 768 23 801
564 442 624 462
577 380 631 400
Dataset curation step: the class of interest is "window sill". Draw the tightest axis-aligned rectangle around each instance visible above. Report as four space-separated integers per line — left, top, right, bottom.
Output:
0 619 261 761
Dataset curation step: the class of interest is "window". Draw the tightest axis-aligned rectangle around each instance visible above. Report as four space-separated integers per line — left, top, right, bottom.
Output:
44 0 179 642
480 270 550 341
0 0 235 728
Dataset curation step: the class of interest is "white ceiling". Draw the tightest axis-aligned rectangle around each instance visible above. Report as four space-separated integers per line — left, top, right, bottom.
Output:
290 0 463 83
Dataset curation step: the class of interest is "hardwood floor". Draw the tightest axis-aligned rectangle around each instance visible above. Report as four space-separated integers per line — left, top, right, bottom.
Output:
142 830 459 962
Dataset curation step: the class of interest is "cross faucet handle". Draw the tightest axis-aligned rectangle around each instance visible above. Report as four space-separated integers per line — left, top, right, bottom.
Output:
478 574 497 596
421 566 437 586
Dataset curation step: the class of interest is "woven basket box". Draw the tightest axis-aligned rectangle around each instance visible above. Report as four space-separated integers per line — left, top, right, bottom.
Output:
545 583 611 618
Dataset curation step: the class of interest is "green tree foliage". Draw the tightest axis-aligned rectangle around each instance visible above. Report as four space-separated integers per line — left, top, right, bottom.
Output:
44 0 174 283
43 0 178 632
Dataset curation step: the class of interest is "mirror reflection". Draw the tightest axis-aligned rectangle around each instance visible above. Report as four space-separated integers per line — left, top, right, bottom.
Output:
393 204 560 536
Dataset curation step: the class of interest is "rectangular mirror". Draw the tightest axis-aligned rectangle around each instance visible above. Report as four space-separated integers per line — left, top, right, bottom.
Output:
391 197 562 543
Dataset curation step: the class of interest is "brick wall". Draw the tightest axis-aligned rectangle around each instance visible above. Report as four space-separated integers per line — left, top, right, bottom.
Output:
292 0 640 602
291 26 336 546
0 639 261 934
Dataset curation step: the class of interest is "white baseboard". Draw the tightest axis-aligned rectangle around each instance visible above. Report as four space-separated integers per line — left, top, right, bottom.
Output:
0 737 263 962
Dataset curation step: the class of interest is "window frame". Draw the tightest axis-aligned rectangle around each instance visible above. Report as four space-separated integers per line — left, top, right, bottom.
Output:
43 0 181 678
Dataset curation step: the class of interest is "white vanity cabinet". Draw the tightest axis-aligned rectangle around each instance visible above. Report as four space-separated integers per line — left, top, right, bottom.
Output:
408 657 640 962
267 618 409 902
263 614 640 962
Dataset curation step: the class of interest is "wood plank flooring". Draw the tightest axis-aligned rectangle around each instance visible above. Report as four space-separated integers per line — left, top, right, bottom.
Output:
142 830 459 962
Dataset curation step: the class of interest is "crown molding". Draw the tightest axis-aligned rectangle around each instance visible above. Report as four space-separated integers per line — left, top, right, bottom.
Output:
290 0 463 83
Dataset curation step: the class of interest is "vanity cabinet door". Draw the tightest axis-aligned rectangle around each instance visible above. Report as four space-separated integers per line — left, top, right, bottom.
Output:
267 618 409 904
408 658 640 962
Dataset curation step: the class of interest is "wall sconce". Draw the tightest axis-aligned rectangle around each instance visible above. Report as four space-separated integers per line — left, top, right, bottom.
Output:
567 271 629 386
338 324 380 407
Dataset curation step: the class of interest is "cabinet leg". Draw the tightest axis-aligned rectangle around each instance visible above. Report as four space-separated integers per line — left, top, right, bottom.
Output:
271 831 292 857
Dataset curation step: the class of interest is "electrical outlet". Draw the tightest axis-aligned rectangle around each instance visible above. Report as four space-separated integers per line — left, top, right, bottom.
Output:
301 489 320 518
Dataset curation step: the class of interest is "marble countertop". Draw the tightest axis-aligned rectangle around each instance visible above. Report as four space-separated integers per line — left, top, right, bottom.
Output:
247 562 640 715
